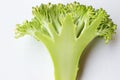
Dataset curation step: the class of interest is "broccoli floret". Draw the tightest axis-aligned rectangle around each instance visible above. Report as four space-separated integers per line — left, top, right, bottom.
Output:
15 2 116 80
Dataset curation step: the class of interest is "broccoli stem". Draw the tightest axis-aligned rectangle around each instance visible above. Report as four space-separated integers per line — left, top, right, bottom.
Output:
47 43 80 80
43 15 97 80
47 34 96 80
53 52 79 80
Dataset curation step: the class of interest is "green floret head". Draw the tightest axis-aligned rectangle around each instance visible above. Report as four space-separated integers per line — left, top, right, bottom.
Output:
15 2 116 44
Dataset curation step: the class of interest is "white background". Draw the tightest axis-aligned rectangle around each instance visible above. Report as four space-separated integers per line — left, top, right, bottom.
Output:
0 0 120 80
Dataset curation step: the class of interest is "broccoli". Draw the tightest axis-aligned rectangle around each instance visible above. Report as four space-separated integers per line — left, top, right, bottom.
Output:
15 2 116 80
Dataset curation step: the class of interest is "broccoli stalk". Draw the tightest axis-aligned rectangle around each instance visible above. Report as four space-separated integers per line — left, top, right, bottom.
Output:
15 2 116 80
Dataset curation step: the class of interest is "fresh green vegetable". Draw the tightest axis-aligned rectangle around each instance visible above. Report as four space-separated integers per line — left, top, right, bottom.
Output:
15 2 116 80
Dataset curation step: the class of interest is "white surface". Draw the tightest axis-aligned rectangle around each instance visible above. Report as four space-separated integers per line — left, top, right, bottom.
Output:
0 0 120 80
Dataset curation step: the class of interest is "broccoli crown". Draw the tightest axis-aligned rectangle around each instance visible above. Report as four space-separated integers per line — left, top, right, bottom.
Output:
15 2 116 43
